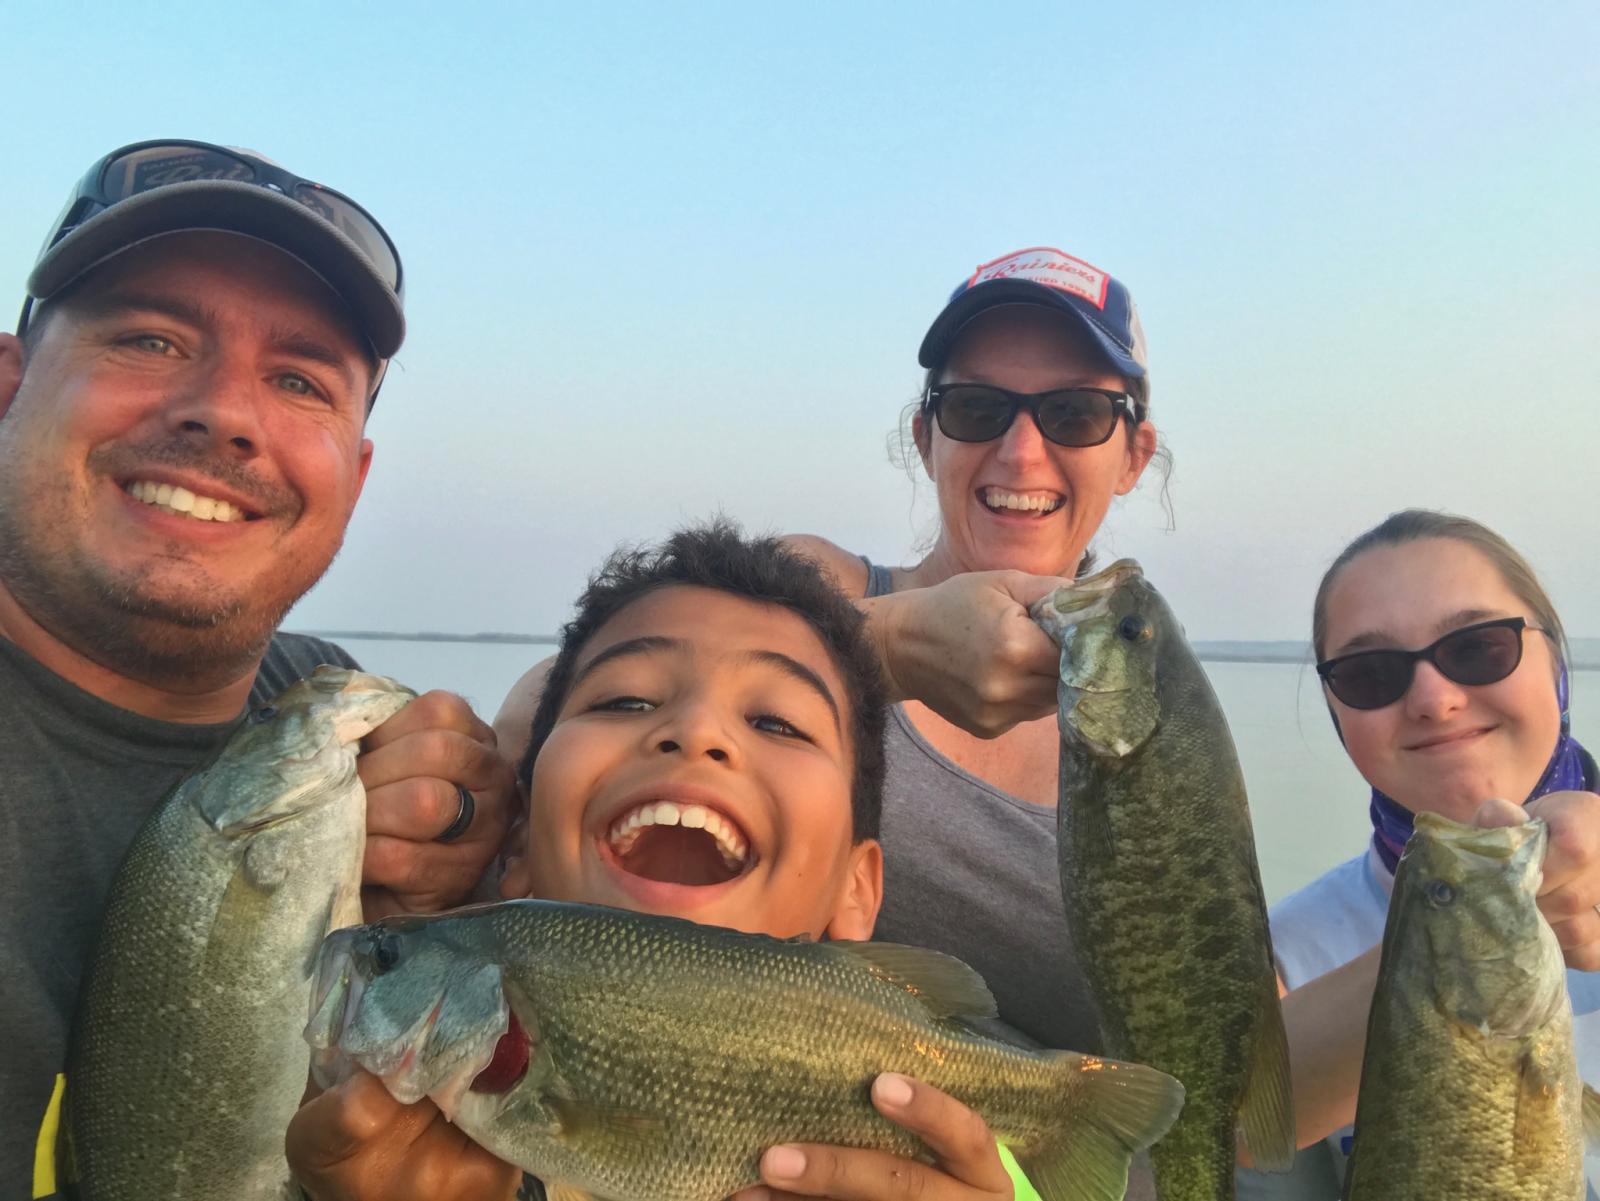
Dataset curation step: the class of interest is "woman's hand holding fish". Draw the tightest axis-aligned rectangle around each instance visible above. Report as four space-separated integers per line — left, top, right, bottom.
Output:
730 1074 1013 1201
865 571 1067 738
1505 790 1600 971
287 1070 523 1201
357 689 519 917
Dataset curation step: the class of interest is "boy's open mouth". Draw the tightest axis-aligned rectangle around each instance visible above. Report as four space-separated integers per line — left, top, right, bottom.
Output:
605 800 753 886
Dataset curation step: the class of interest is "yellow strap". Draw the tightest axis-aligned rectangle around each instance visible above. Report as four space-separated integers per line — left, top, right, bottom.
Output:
32 1073 65 1198
998 1142 1042 1201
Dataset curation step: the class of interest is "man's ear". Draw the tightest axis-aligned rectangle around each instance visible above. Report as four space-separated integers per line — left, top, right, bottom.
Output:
0 334 24 422
823 839 883 941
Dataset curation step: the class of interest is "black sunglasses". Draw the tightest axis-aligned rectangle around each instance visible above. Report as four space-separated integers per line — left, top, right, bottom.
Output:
1316 617 1544 711
925 383 1143 449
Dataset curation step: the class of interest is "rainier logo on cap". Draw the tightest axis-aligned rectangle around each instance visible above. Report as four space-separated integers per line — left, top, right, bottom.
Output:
966 246 1109 310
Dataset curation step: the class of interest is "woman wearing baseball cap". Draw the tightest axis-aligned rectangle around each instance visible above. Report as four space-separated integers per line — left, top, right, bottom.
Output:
784 245 1163 1194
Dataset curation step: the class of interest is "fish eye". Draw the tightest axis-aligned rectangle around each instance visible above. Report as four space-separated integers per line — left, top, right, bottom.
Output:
1425 880 1455 907
1118 615 1152 642
251 705 277 723
371 932 401 972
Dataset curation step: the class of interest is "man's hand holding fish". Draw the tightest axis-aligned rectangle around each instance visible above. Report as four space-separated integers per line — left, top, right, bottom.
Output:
358 687 519 918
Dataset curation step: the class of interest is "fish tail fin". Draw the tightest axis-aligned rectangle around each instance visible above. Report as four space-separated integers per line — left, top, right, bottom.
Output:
1016 1056 1185 1201
1582 1082 1600 1150
1237 974 1296 1172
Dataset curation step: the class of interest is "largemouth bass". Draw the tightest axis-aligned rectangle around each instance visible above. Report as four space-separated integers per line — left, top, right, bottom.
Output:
1035 560 1294 1200
62 666 414 1200
306 899 1186 1201
1343 814 1591 1200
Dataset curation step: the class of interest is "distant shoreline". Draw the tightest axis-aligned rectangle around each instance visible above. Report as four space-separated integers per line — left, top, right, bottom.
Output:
296 630 559 646
294 630 1600 670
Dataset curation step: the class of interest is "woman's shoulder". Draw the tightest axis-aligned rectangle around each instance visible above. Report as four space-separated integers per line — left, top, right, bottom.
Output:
780 534 872 596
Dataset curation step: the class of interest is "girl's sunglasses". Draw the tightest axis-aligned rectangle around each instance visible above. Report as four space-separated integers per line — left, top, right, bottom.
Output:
925 383 1142 448
1315 616 1545 711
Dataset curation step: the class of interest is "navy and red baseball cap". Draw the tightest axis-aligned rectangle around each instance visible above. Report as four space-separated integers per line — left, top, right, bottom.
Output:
919 247 1149 401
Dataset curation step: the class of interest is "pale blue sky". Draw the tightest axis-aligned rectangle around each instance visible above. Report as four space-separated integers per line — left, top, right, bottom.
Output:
4 1 1596 639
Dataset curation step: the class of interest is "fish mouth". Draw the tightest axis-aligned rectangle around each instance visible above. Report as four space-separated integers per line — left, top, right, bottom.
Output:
1031 558 1144 629
598 790 757 889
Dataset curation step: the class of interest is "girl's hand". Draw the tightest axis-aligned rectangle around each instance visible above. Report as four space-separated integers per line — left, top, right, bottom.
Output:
1496 791 1600 971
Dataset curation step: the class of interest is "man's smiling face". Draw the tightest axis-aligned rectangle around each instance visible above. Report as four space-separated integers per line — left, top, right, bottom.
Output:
505 584 882 941
0 231 374 688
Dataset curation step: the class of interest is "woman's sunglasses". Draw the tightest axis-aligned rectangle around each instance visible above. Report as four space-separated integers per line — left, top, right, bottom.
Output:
1315 616 1546 711
925 383 1143 449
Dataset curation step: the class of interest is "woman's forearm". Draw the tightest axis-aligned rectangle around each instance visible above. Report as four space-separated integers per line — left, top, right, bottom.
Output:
1281 946 1381 1148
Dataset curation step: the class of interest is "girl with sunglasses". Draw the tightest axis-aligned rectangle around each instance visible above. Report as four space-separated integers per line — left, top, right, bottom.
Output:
1237 509 1600 1199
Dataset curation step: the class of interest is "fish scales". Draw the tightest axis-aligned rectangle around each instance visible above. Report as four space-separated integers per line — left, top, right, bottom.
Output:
311 899 1187 1201
1343 816 1585 1200
1037 561 1294 1201
63 668 414 1200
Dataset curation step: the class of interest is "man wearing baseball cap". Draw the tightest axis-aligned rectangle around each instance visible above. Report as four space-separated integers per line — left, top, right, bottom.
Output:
0 140 515 1198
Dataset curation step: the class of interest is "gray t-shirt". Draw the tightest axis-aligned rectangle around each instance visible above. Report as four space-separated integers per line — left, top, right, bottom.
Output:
0 633 357 1200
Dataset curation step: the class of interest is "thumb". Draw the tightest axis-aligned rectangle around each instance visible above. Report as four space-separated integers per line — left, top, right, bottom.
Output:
996 570 1075 609
1472 797 1531 829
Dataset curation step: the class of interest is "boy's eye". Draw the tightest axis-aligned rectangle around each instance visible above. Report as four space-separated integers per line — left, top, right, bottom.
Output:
591 696 655 714
751 713 812 742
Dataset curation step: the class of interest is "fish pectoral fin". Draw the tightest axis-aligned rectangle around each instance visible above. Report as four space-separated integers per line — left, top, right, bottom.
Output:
1511 1048 1570 1152
829 941 999 1020
1236 978 1296 1172
544 1086 663 1143
1583 1083 1600 1150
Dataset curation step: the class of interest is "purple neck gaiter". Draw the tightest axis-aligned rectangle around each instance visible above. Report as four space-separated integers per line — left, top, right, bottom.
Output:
1370 665 1592 874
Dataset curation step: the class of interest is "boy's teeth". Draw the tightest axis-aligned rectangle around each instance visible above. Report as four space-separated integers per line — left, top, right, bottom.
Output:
982 487 1062 514
124 480 245 523
606 801 749 869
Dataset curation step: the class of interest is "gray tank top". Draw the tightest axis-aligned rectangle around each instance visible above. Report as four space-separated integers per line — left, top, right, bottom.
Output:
861 558 1102 1054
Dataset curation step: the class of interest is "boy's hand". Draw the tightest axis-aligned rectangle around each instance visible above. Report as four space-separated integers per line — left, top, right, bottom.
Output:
357 690 519 918
287 1070 522 1201
730 1074 1013 1201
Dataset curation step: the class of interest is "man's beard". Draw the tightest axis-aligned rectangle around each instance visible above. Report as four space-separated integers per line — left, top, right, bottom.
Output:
0 438 326 695
0 525 304 693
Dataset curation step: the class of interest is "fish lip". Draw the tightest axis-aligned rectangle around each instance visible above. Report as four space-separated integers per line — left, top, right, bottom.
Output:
1031 558 1144 623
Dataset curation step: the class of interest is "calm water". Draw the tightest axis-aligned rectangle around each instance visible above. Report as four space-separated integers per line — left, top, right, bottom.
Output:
324 636 1598 907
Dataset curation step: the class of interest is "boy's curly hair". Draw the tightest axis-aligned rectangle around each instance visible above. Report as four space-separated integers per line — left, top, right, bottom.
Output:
520 521 887 842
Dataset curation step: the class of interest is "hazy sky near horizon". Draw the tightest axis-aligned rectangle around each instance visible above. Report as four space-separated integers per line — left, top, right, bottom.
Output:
5 2 1596 641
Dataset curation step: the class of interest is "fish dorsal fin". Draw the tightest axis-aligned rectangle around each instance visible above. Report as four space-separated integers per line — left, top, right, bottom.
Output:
831 941 998 1020
1583 1083 1600 1149
1236 972 1296 1172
